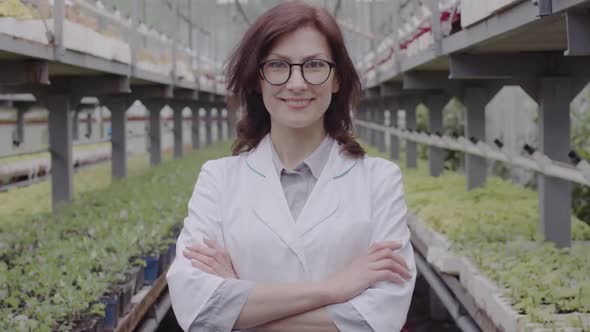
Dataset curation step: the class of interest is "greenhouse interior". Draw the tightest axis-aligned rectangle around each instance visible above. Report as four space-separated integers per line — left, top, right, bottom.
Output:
0 0 589 331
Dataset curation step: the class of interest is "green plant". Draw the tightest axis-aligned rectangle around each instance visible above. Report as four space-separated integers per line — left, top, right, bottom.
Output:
0 141 233 329
362 142 590 328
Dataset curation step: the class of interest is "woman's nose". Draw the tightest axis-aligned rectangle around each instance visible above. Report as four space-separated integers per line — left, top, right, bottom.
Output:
286 66 308 90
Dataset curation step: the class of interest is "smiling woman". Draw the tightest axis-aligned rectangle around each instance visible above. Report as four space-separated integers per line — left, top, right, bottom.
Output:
166 2 416 332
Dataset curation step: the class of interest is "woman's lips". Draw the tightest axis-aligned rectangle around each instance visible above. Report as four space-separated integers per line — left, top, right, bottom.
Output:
280 98 314 109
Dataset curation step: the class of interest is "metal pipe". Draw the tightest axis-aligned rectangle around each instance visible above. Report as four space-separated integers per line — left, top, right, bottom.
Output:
0 135 144 160
414 253 481 332
354 120 590 187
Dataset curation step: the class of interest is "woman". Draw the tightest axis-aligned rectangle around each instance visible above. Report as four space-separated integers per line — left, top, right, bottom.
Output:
167 2 416 331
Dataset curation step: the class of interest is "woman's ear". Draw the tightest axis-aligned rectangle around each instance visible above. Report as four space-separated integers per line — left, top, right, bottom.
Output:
332 75 340 93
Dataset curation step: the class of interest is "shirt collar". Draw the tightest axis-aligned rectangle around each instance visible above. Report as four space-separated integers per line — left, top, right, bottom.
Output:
270 135 334 179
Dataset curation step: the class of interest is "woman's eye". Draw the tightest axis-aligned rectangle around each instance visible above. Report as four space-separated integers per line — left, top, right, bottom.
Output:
268 61 287 69
305 60 326 69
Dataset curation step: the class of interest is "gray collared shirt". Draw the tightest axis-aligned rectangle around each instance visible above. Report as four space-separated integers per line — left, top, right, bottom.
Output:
190 135 372 331
269 135 332 221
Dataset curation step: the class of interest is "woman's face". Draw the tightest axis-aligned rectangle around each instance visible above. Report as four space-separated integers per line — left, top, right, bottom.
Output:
260 26 339 131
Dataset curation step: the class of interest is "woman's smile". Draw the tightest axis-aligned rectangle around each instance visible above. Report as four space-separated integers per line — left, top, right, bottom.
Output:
280 97 316 110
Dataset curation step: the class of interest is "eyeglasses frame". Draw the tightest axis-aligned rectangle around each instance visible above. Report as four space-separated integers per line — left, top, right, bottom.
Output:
258 59 336 86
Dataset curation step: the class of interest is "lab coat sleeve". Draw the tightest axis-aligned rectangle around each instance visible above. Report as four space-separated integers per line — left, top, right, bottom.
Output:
348 159 416 332
189 278 255 332
167 159 246 331
326 301 374 331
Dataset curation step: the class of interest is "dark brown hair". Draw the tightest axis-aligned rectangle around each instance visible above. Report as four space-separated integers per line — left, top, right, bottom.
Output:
226 1 365 158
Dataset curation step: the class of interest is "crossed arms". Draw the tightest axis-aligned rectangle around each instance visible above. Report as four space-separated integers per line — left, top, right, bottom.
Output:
184 239 413 331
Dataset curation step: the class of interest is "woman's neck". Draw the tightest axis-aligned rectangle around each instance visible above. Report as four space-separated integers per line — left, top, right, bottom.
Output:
270 122 327 170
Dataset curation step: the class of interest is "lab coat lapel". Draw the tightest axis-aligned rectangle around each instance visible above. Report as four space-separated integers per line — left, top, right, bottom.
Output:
295 139 357 236
246 135 300 253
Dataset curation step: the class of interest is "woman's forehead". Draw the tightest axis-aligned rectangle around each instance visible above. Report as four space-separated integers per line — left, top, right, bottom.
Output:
267 27 333 60
266 52 331 62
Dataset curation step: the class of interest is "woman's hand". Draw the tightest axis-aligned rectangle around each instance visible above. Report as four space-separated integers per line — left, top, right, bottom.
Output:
323 241 413 304
183 238 238 279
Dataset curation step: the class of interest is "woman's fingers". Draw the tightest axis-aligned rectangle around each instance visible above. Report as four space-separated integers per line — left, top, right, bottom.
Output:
191 259 216 274
369 258 412 280
368 241 402 255
370 248 409 270
203 238 229 262
183 249 217 268
374 270 405 285
187 243 217 257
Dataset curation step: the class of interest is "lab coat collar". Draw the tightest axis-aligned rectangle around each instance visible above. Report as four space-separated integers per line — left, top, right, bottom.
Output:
246 134 357 180
245 134 358 269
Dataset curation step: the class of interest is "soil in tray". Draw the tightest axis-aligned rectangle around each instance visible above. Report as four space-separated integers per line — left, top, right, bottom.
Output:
66 313 104 332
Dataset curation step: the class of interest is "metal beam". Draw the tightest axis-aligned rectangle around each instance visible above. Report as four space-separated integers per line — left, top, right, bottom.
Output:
68 76 131 96
450 53 590 79
565 9 590 56
365 86 381 99
551 0 590 14
174 88 200 101
131 85 174 100
0 76 130 97
379 82 404 97
0 61 49 86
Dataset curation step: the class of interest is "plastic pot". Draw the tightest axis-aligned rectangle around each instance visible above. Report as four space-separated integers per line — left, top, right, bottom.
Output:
117 278 134 317
100 293 119 330
143 255 160 285
134 264 145 293
167 243 176 262
158 251 168 276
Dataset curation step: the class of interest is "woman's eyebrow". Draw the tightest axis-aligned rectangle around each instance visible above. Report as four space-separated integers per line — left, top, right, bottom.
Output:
267 53 329 61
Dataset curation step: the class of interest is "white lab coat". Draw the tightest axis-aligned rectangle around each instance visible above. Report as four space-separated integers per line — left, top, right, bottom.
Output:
167 134 416 332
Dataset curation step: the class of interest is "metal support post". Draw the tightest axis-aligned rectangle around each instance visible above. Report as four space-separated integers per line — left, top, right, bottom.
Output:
190 103 201 150
366 101 373 145
462 88 496 190
85 108 93 139
424 94 448 177
403 97 420 168
102 97 131 179
388 98 400 161
217 106 224 142
99 105 105 139
41 94 77 212
377 103 386 153
371 101 379 147
72 106 81 141
227 107 237 140
143 100 166 166
172 102 184 159
15 104 27 146
205 106 213 146
520 78 587 248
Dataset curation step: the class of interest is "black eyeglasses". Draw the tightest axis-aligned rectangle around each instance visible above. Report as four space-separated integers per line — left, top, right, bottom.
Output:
259 59 336 86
